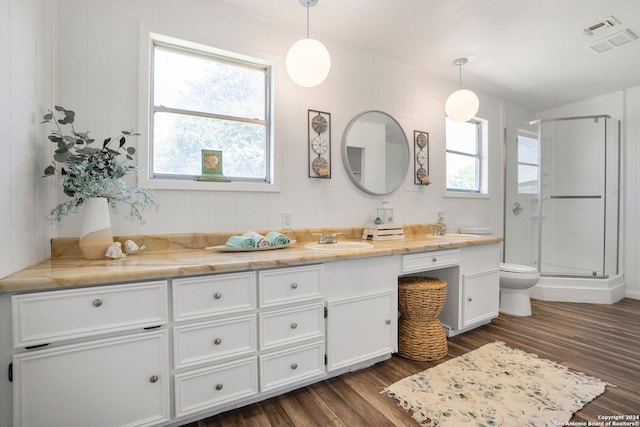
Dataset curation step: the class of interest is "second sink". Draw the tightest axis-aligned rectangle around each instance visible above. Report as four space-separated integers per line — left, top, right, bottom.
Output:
304 242 374 251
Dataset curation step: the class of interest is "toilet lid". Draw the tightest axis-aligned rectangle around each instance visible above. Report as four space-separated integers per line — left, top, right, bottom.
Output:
499 263 538 273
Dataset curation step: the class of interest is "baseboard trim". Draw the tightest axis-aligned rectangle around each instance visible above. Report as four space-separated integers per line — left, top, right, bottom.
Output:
624 290 640 300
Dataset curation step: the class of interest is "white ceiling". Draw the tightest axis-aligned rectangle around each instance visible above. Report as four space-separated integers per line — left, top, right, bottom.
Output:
216 0 640 111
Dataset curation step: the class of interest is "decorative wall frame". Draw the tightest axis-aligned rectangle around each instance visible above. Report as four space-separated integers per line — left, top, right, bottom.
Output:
308 110 331 178
414 130 430 185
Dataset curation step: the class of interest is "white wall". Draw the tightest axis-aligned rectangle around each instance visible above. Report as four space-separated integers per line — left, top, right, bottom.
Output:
48 0 505 244
0 0 54 279
622 86 640 299
537 89 640 299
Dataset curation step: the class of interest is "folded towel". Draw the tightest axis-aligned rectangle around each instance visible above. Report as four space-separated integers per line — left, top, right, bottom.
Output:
266 231 291 247
242 231 272 248
226 235 255 248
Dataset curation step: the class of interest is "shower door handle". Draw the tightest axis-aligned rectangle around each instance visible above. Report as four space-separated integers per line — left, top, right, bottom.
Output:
512 202 523 215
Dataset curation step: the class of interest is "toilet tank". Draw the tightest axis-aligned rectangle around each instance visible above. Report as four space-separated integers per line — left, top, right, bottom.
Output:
459 227 493 235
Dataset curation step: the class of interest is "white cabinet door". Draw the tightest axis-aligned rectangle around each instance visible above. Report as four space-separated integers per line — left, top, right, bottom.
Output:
327 291 395 372
462 269 500 328
13 330 170 427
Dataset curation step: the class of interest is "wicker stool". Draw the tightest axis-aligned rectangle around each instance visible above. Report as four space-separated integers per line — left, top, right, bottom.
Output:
398 276 448 361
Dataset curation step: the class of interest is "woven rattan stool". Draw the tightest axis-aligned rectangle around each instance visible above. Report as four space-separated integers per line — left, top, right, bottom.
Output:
398 276 448 361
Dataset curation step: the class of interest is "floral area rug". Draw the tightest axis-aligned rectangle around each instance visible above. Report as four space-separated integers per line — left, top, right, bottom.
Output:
382 341 608 427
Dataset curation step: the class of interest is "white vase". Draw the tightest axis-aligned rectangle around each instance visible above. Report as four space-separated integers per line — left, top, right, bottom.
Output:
79 198 114 259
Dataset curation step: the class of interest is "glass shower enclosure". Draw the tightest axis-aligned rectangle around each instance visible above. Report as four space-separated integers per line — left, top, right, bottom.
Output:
504 115 620 278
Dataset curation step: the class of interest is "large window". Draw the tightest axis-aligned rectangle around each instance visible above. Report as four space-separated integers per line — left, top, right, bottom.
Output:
445 117 487 193
150 41 271 183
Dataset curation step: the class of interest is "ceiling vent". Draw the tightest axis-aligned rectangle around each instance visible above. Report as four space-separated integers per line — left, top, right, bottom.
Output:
583 16 620 36
588 29 638 53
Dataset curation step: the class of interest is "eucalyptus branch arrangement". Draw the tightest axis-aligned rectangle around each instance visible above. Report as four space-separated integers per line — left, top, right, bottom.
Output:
42 106 157 224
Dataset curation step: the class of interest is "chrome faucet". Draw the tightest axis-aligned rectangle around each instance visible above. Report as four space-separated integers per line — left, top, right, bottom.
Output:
430 224 450 236
431 212 449 236
313 232 342 244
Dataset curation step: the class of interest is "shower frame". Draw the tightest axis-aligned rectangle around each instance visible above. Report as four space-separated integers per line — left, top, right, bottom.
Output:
504 114 621 280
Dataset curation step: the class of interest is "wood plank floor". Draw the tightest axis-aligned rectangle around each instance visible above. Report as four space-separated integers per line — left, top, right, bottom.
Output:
183 298 640 426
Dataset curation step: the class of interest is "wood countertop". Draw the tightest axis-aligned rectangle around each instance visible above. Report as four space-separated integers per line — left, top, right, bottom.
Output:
0 224 501 294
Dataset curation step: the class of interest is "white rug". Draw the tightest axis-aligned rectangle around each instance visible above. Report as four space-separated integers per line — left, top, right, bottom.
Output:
382 341 608 427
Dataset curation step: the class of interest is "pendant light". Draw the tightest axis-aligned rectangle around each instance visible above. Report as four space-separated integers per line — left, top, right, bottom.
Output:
286 0 331 87
445 58 479 122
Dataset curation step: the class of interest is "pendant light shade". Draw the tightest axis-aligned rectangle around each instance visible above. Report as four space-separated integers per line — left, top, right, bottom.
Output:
286 38 331 87
445 89 480 122
286 0 331 87
445 58 479 122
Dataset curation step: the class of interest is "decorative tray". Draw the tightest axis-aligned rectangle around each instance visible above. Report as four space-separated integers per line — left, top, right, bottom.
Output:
206 240 296 252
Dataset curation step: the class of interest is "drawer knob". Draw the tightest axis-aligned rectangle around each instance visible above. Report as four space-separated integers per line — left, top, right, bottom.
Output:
290 322 298 329
213 338 222 345
291 282 298 289
386 319 391 325
213 292 222 300
468 297 473 302
149 375 159 383
92 299 103 307
432 257 437 263
215 384 223 391
291 363 298 370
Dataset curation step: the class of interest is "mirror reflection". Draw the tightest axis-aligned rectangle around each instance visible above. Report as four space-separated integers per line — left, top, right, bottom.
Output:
342 111 410 195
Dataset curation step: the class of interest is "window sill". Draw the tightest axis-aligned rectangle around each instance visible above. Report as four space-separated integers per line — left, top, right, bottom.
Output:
444 190 490 199
138 175 280 192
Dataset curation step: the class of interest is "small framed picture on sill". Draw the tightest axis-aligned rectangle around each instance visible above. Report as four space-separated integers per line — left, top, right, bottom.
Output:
308 109 331 178
197 149 230 182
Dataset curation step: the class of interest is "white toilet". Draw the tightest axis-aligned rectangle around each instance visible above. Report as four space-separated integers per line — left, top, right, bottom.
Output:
459 227 540 316
498 262 539 316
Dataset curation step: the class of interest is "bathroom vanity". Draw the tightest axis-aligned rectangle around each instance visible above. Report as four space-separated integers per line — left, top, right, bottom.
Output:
0 228 500 427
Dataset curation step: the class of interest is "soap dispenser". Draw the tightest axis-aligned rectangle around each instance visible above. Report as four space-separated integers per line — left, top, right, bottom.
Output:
437 211 447 235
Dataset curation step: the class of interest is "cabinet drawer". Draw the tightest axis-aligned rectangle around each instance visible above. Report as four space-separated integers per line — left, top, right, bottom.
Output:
259 303 324 350
174 315 257 369
259 341 325 392
173 272 256 322
174 356 258 418
12 281 168 348
402 249 459 273
258 265 323 308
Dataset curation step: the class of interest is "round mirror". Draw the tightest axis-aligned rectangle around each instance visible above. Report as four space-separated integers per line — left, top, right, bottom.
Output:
342 111 410 195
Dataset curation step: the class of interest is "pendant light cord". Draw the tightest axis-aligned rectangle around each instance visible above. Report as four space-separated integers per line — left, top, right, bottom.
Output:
306 3 310 39
458 63 463 89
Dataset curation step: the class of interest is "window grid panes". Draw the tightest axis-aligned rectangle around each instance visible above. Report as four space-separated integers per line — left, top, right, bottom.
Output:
517 133 539 194
151 42 270 182
445 118 481 192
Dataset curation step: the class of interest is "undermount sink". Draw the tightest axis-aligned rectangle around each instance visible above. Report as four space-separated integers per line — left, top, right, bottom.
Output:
304 241 374 251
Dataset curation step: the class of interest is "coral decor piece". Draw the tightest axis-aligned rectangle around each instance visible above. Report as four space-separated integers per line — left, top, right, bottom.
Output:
123 240 146 255
105 242 126 259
